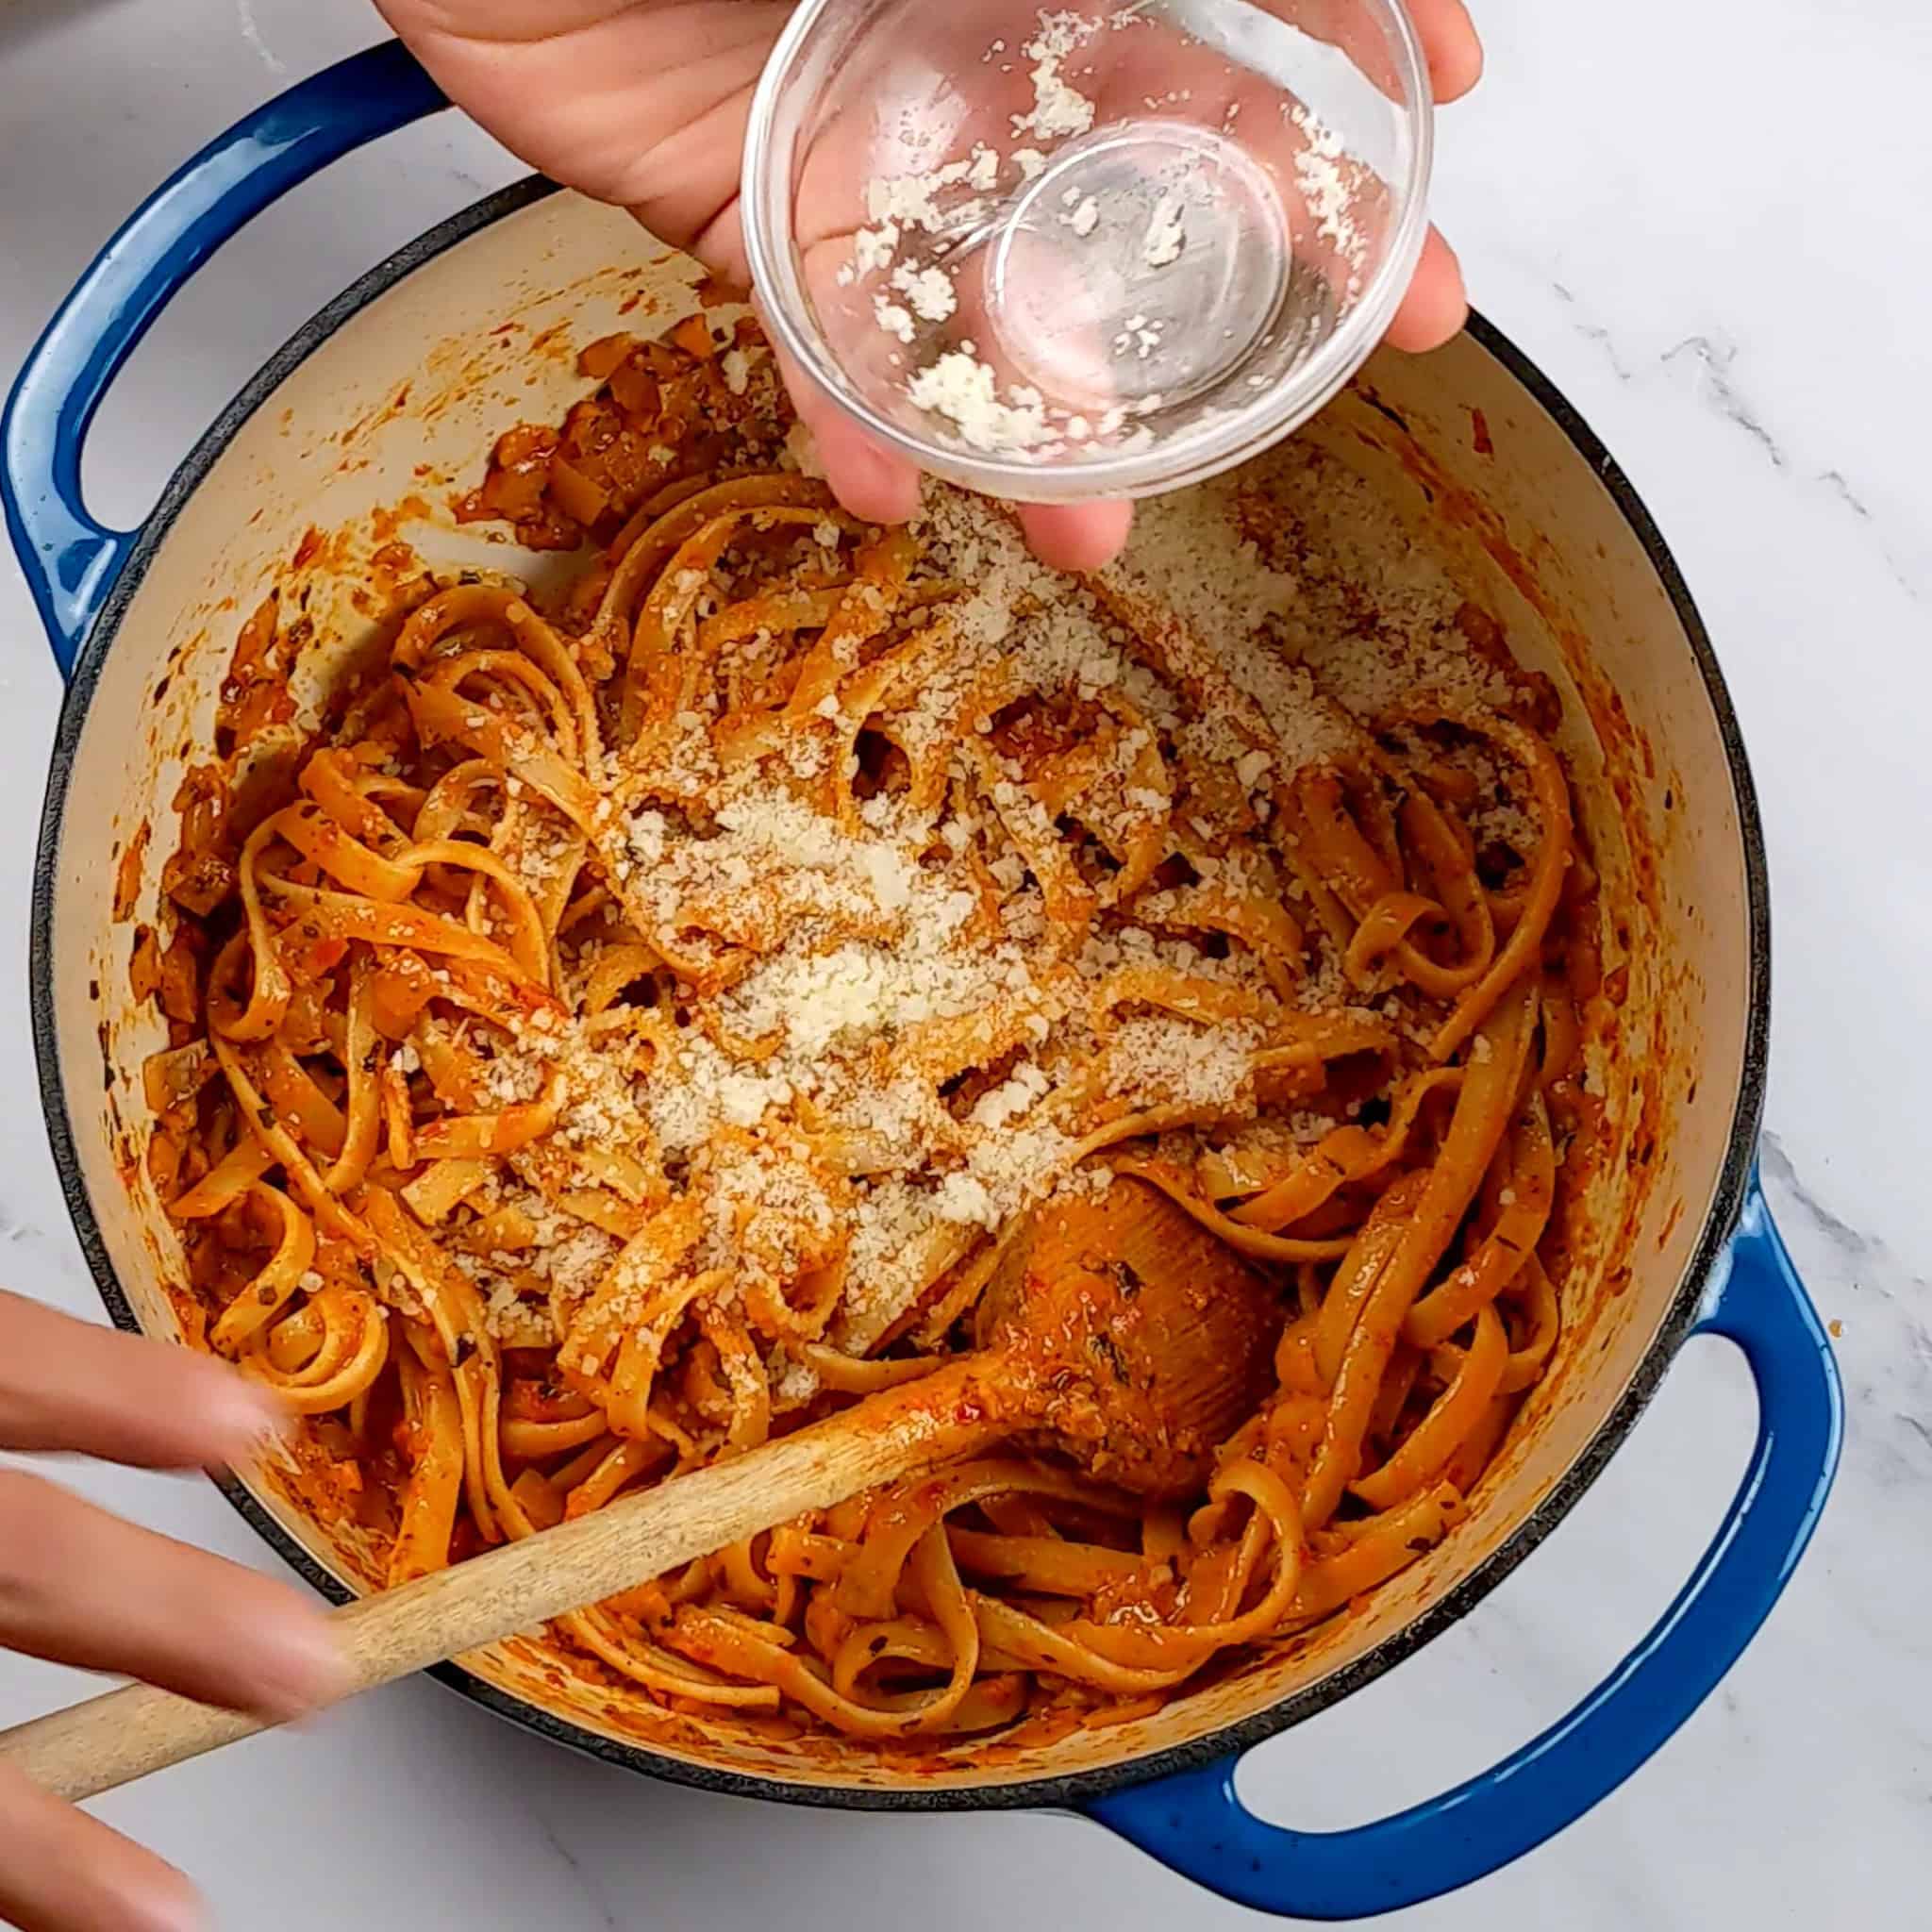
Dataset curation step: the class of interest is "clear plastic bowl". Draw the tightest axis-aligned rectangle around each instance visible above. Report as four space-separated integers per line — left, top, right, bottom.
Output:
741 0 1433 504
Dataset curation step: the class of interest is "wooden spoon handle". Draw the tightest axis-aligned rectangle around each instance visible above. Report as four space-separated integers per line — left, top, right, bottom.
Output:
0 1362 995 1803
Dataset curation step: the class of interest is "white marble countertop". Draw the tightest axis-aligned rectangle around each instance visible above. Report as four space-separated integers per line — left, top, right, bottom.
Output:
1 2 1927 1926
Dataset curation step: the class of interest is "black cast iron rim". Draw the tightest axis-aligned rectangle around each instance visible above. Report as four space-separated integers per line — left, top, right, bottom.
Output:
29 177 1772 1814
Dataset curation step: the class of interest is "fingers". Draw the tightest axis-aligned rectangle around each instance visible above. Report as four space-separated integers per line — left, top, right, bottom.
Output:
0 1765 201 1932
0 1291 285 1471
1395 1 1480 354
1017 501 1135 573
0 1306 341 1931
0 1469 349 1723
812 414 923 527
773 333 1131 565
768 340 922 525
1383 226 1468 353
1411 0 1483 102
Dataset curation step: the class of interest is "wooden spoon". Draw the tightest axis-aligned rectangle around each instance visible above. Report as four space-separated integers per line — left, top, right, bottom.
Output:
0 1177 1279 1801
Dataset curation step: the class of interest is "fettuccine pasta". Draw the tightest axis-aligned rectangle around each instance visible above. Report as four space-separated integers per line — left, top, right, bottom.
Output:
134 308 1607 1744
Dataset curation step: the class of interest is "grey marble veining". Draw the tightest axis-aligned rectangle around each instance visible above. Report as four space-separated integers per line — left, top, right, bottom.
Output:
1 1 1927 1926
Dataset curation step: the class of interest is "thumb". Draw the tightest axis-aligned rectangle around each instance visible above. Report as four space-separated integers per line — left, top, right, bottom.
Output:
769 337 922 526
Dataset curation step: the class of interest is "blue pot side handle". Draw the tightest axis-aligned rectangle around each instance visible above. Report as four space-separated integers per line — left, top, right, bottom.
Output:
0 40 445 678
1086 1181 1842 1921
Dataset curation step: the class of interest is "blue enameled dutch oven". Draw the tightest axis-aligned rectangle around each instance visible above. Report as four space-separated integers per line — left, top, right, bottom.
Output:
2 42 1840 1921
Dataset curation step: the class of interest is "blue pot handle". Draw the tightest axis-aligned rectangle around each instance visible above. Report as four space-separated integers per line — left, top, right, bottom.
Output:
1086 1178 1841 1919
0 41 445 679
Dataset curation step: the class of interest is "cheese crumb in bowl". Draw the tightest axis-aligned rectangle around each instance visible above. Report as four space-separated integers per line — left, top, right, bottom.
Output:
742 0 1435 503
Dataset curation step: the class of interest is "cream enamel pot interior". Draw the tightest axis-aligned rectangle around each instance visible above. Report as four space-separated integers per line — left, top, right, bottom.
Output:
1 45 1841 1923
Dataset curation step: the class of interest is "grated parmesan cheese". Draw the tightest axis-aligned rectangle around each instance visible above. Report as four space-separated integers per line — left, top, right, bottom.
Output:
907 350 1053 454
891 263 958 323
1142 192 1186 269
874 297 916 344
1010 10 1099 142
